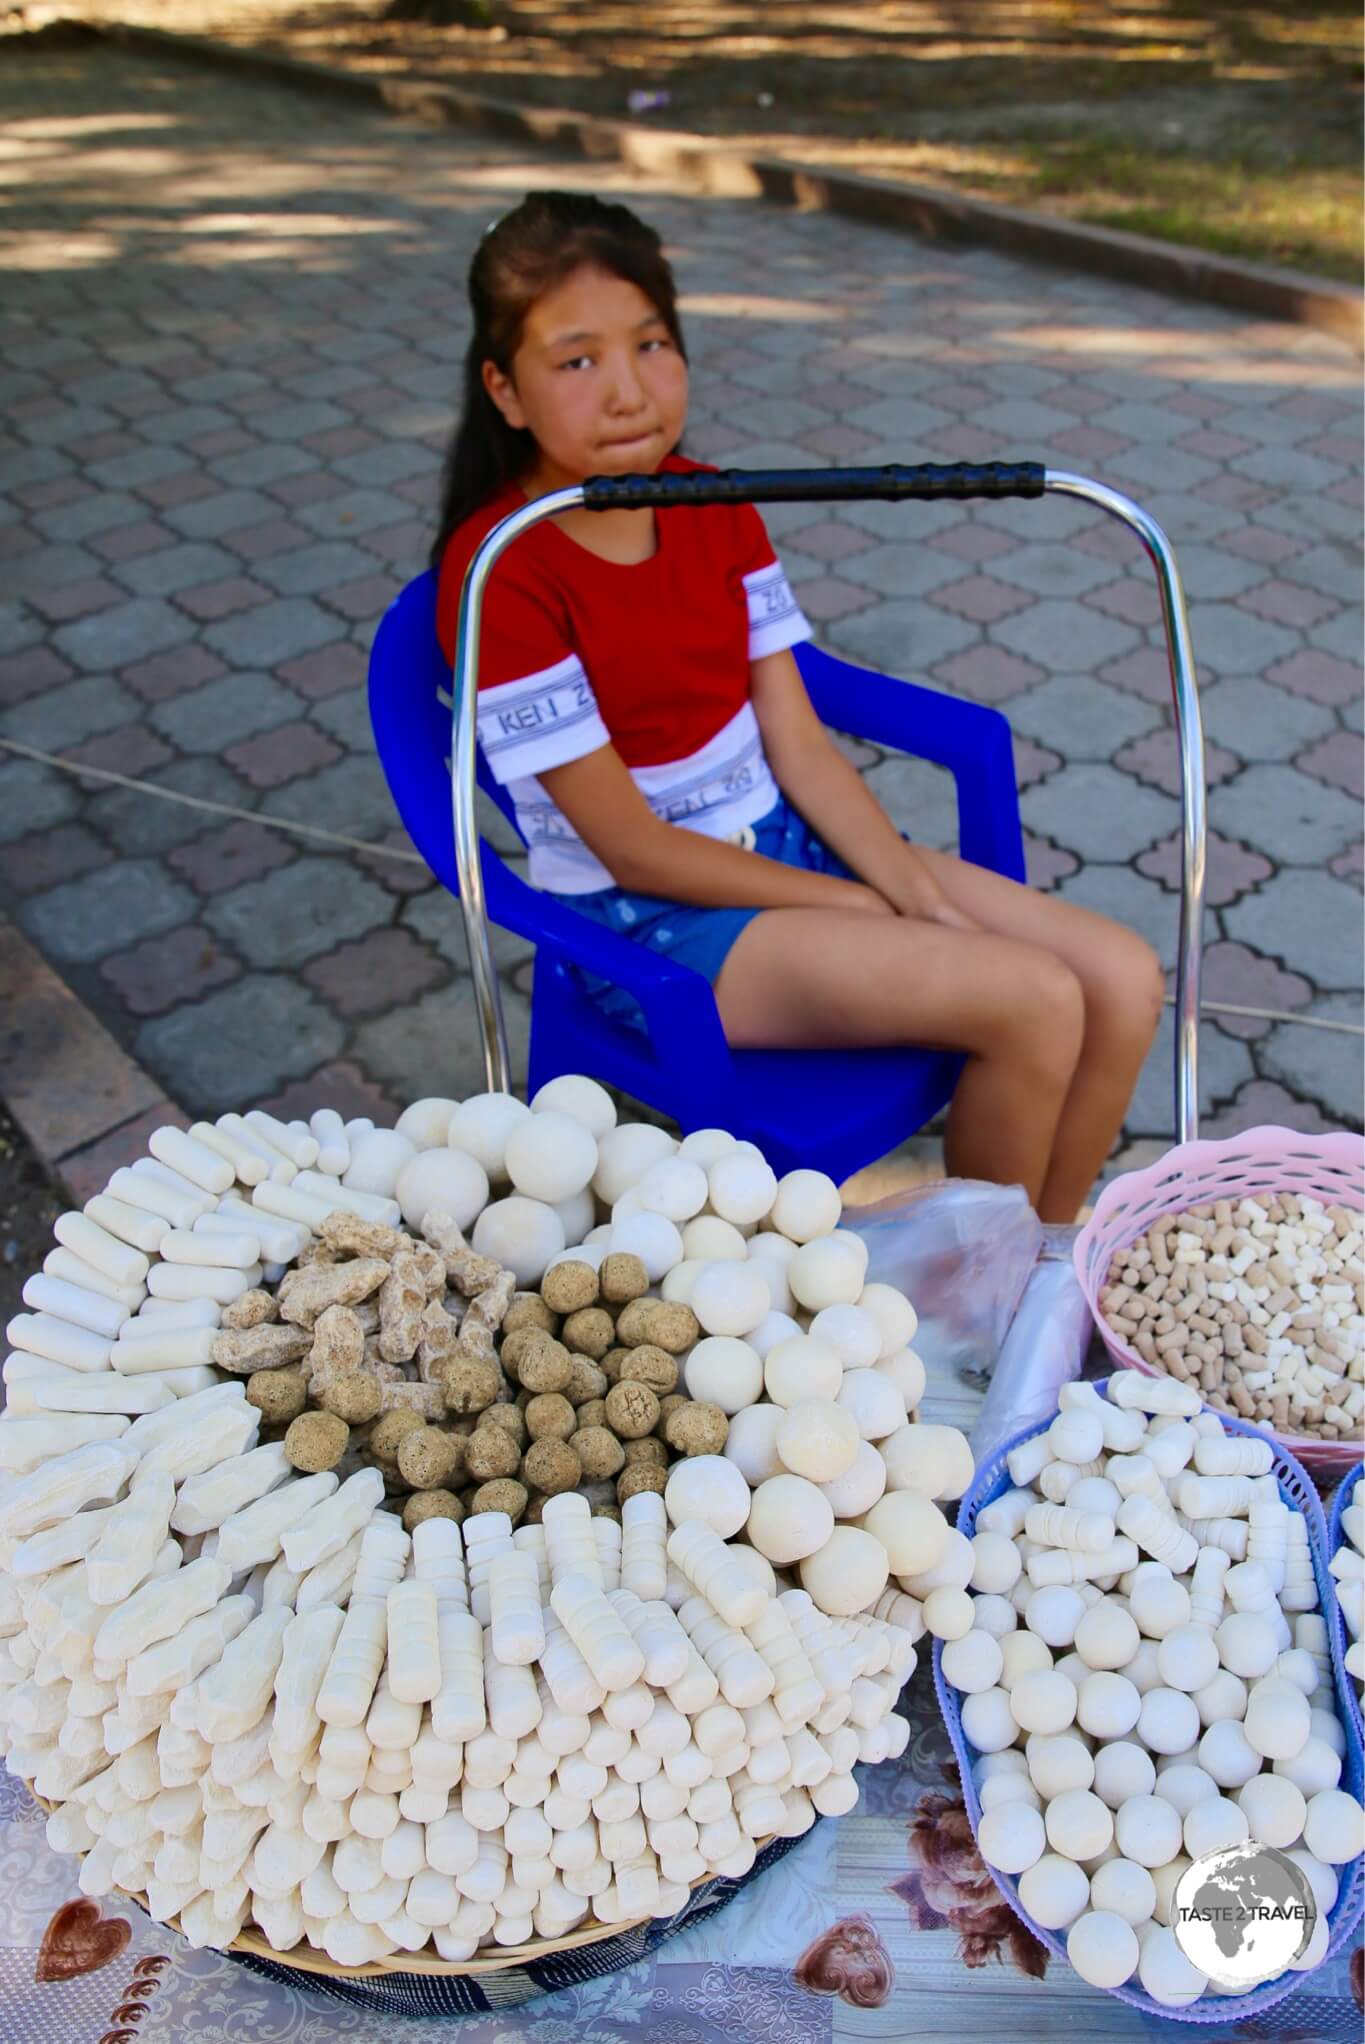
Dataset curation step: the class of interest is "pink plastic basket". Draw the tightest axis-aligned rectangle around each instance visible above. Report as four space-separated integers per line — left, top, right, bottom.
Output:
1074 1127 1364 1481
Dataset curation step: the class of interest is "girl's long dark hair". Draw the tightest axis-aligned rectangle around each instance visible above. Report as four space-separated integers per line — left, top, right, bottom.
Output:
430 191 688 567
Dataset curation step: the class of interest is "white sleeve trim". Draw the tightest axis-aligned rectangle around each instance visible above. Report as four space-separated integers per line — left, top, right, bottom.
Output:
475 652 611 784
743 559 813 660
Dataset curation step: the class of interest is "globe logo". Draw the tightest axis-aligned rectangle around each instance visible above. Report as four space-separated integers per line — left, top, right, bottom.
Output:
1173 1843 1317 1988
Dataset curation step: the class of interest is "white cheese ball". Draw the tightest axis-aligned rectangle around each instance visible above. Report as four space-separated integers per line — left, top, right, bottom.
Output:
747 1474 835 1565
634 1157 709 1223
768 1168 841 1243
593 1122 676 1206
746 1309 803 1361
744 1242 794 1315
707 1153 777 1227
1025 1586 1086 1649
1074 1601 1140 1673
1077 1672 1141 1740
1156 1624 1220 1694
504 1112 597 1204
1244 1678 1311 1762
874 1348 926 1417
608 1212 684 1282
809 1303 881 1371
862 1490 950 1577
1198 1720 1261 1790
776 1399 860 1483
788 1237 863 1311
1138 1687 1201 1757
856 1280 918 1359
723 1404 785 1487
1216 1613 1279 1680
763 1335 842 1408
395 1145 489 1233
343 1127 417 1198
1046 1790 1113 1863
472 1196 565 1287
689 1262 771 1339
1114 1794 1182 1868
1138 1925 1208 2010
941 1629 1004 1695
1018 1854 1090 1931
969 1532 1021 1596
1066 1909 1139 1989
531 1074 616 1138
553 1185 596 1246
1026 1733 1094 1800
835 1368 903 1442
683 1336 764 1415
960 1687 1019 1754
1090 1858 1157 1926
1001 1634 1053 1690
799 1525 889 1616
900 1525 973 1596
681 1215 749 1263
881 1422 973 1502
1129 1568 1190 1641
1092 1744 1158 1810
1237 1774 1307 1850
1183 1795 1249 1858
1047 1408 1104 1465
663 1455 751 1540
978 1803 1046 1875
923 1586 975 1642
1010 1669 1078 1736
1157 1763 1218 1818
677 1127 737 1169
818 1439 887 1519
395 1097 460 1149
1277 1737 1343 1797
448 1092 533 1180
1303 1787 1365 1864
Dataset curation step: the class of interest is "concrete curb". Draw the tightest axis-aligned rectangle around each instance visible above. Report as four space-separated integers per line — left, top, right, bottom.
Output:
69 15 1365 355
0 920 187 1205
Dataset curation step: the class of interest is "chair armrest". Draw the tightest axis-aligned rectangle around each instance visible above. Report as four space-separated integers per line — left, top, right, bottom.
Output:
483 859 737 1109
796 644 1026 883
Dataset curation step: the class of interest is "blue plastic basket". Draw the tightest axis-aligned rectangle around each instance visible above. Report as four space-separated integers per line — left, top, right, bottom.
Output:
1327 1461 1365 1756
933 1377 1365 2024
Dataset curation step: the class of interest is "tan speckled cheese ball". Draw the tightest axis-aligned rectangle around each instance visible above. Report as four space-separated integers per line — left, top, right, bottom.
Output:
246 1367 308 1425
502 1292 559 1338
599 1348 633 1386
403 1488 463 1531
561 1308 615 1361
605 1380 660 1440
525 1392 577 1442
442 1357 503 1415
599 1252 650 1305
397 1426 464 1490
540 1260 599 1314
641 1301 700 1355
618 1344 678 1395
571 1425 627 1480
367 1409 425 1463
623 1436 667 1469
465 1422 522 1483
665 1400 729 1456
566 1356 608 1405
318 1372 383 1425
656 1393 687 1436
515 1338 574 1396
617 1461 667 1502
470 1478 529 1522
481 1402 528 1448
522 1438 582 1495
575 1398 609 1431
284 1410 349 1472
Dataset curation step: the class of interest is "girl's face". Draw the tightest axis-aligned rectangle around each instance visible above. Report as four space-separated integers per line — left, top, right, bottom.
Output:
484 263 688 489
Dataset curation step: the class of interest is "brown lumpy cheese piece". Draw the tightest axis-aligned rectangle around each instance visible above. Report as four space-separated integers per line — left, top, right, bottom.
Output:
212 1323 311 1374
664 1400 729 1456
377 1380 445 1419
638 1302 699 1355
245 1368 308 1425
222 1288 279 1330
403 1488 464 1531
408 1240 447 1296
617 1462 667 1502
369 1409 426 1463
599 1348 633 1386
319 1211 403 1260
604 1380 660 1440
378 1250 426 1364
623 1435 667 1470
465 1424 522 1483
309 1305 366 1385
566 1356 608 1406
656 1393 688 1435
416 1298 462 1382
524 1392 576 1442
503 1293 558 1339
278 1257 390 1329
561 1307 615 1361
470 1478 528 1522
599 1253 650 1305
442 1358 503 1416
480 1403 528 1448
540 1260 599 1314
318 1372 383 1425
572 1426 626 1480
617 1344 678 1395
611 1300 655 1348
397 1426 464 1490
521 1439 581 1495
575 1398 609 1431
515 1339 573 1396
285 1410 350 1472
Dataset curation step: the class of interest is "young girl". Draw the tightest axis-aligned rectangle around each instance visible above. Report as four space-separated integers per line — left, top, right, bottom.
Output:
433 191 1165 1224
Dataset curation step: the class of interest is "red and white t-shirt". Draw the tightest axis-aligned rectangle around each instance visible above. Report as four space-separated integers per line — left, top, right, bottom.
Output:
435 453 812 893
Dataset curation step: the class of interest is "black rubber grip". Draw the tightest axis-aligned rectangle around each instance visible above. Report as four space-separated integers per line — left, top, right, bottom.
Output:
581 460 1046 511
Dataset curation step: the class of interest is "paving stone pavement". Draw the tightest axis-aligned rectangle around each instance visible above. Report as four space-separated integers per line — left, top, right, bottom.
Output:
1 39 1361 1171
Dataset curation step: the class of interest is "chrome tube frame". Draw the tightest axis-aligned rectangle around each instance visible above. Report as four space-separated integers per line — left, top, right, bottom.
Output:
449 471 1206 1138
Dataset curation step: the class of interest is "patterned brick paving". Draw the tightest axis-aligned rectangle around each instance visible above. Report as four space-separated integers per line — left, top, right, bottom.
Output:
0 40 1360 1166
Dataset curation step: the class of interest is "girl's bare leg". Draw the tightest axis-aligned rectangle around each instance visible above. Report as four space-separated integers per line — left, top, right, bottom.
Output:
913 849 1166 1221
712 909 1086 1210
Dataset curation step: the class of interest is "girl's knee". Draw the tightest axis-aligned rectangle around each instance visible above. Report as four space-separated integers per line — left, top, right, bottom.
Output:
1001 949 1086 1077
1089 930 1166 1047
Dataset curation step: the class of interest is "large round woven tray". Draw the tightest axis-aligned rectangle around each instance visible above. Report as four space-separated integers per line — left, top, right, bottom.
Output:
934 1376 1365 2025
32 1789 803 2016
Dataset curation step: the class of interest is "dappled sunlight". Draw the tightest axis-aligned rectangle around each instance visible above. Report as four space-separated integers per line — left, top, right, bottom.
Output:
1 110 181 139
679 291 843 322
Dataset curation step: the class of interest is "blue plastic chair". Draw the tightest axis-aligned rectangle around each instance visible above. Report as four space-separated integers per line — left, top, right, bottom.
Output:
369 568 1026 1182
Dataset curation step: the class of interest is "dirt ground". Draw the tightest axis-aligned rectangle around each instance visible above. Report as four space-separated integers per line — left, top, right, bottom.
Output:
0 1107 64 1346
36 0 1363 279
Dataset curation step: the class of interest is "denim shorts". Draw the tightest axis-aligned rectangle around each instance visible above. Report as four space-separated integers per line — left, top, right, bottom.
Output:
567 798 853 1028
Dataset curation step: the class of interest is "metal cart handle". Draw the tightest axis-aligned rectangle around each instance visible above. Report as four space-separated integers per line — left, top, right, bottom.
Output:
449 462 1206 1146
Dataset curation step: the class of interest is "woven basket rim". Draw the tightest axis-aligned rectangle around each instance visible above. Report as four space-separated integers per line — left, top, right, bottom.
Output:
31 1789 771 1978
1327 1461 1365 1753
1074 1124 1365 1456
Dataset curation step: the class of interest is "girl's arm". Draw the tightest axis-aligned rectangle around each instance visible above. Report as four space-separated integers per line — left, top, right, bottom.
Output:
750 647 981 930
536 744 893 915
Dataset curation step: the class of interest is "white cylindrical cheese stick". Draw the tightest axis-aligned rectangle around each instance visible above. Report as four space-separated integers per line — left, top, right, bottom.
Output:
106 1166 205 1231
252 1180 334 1230
83 1193 169 1256
6 1311 111 1373
125 1297 221 1332
20 1273 129 1339
245 1109 318 1169
188 1120 268 1188
0 1413 129 1474
212 1196 306 1265
282 1468 386 1576
158 1228 261 1271
172 1443 293 1535
309 1109 349 1176
52 1212 149 1290
432 1608 486 1745
42 1247 144 1313
111 1327 220 1374
317 1597 388 1728
218 1114 297 1183
292 1172 400 1227
31 1372 171 1416
149 1125 235 1194
387 1580 441 1705
146 1263 257 1306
